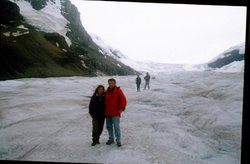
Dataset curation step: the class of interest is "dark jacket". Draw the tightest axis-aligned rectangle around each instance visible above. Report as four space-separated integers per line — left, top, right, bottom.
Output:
89 93 105 118
144 74 150 82
136 76 141 85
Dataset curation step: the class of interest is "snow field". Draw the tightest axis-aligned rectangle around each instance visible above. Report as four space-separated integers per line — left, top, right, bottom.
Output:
0 71 243 163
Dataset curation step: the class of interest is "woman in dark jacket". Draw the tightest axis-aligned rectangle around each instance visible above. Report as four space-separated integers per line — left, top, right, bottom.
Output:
89 85 106 146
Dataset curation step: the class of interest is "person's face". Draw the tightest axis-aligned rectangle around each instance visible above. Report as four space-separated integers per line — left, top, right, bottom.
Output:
98 87 104 95
108 81 116 89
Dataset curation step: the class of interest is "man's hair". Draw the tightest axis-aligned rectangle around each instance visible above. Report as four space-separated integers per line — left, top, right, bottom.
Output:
108 78 116 84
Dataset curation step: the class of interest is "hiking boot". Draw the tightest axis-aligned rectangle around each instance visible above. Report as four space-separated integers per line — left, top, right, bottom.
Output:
91 142 97 146
117 142 122 147
106 140 114 145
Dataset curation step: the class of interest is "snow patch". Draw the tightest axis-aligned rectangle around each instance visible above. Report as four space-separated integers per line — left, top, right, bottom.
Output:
13 0 72 46
12 30 29 37
17 25 29 30
213 61 244 72
81 60 87 68
3 32 11 37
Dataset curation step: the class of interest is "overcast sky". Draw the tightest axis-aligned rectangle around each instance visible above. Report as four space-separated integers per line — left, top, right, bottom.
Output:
70 0 246 64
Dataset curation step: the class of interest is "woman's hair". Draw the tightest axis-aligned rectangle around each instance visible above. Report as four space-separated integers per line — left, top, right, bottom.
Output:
94 85 105 95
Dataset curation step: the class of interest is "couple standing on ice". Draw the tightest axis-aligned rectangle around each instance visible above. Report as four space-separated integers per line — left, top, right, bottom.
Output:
89 78 127 147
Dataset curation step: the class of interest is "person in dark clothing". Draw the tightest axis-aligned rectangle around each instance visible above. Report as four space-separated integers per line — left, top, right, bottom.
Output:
89 85 106 146
136 75 141 92
144 72 150 90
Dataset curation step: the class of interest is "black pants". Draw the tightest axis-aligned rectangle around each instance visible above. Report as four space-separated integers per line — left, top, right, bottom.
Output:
92 117 105 142
136 84 140 91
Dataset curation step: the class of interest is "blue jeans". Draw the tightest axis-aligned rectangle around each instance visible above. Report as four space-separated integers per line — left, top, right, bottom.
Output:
106 116 121 143
144 81 150 89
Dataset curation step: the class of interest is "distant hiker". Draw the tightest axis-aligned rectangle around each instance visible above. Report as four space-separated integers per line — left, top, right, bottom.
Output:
89 85 106 146
144 72 150 89
136 75 141 92
105 78 127 147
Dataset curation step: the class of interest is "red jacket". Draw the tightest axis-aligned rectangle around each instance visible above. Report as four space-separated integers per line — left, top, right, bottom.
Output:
105 86 127 117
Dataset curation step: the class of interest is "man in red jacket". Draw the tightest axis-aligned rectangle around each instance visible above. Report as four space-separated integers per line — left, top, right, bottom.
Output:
105 78 127 147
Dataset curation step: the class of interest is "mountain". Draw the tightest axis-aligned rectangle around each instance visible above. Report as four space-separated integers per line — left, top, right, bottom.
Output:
190 43 245 72
92 32 245 74
0 0 136 80
90 34 186 74
91 31 245 74
206 43 245 71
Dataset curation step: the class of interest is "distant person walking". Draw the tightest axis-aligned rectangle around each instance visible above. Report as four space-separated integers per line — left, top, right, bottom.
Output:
105 78 127 147
89 85 106 146
144 72 150 90
136 75 141 92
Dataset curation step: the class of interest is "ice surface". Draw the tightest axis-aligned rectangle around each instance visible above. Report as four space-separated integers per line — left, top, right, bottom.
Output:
0 71 243 164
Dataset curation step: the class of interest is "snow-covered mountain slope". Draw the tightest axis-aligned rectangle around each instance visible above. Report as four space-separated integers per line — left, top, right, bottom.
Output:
91 33 245 73
210 43 245 63
1 0 136 80
90 34 127 60
5 0 244 76
11 0 72 46
194 43 245 72
91 34 186 73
